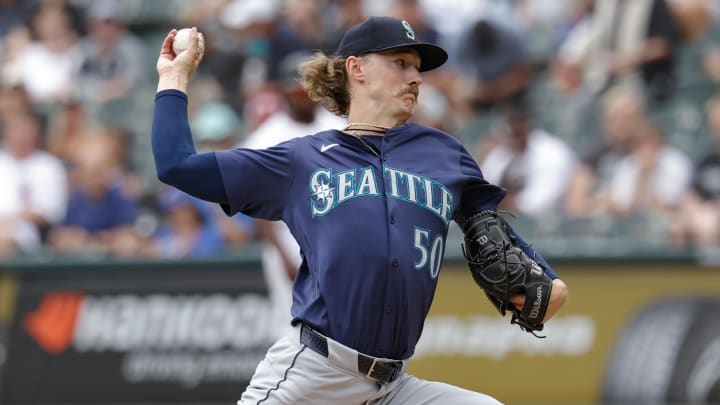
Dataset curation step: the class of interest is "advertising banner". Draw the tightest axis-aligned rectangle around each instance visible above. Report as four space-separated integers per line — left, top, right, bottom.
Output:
408 263 720 404
3 260 720 404
0 264 273 404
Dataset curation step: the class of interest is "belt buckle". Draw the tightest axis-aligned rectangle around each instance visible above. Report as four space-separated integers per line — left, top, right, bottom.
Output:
366 358 381 382
366 358 400 384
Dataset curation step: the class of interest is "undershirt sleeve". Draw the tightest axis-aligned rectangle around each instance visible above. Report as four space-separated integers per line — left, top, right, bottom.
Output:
152 89 228 203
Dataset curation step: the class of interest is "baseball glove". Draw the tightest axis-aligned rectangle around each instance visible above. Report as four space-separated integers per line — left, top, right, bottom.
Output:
462 211 553 336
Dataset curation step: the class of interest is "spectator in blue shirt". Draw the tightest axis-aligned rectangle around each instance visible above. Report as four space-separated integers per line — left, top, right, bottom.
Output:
151 186 224 259
48 132 138 253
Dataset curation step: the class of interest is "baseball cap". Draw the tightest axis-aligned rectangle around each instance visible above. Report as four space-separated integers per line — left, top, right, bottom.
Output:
336 16 448 72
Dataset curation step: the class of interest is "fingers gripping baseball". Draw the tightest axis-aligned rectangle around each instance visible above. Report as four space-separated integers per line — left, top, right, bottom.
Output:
157 27 205 77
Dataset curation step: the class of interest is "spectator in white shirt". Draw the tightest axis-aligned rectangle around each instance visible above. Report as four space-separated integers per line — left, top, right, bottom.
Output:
478 104 578 216
0 113 67 256
16 7 81 104
607 122 692 216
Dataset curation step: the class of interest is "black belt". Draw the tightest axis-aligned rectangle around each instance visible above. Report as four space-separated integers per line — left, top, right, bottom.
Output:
299 324 403 385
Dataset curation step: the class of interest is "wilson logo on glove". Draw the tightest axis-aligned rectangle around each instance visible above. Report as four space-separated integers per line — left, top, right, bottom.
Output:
529 285 544 319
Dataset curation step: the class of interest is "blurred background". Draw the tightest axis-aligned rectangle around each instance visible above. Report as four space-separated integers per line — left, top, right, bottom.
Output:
0 0 719 404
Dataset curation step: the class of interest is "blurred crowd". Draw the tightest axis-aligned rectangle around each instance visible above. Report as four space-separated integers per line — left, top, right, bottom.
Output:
0 0 719 260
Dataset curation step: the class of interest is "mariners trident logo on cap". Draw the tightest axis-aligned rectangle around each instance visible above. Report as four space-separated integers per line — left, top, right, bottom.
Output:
402 20 415 40
335 16 447 72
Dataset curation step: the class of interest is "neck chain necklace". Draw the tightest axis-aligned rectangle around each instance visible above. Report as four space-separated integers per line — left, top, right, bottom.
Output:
341 123 394 158
344 123 390 133
341 130 381 158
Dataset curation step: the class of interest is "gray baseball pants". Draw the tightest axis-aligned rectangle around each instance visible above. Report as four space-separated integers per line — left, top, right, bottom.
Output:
238 324 503 405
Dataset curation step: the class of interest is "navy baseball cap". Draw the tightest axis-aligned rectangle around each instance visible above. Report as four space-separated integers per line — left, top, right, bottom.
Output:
336 16 448 72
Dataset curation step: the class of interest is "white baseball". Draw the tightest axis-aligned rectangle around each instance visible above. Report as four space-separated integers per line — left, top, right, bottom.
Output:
173 28 204 54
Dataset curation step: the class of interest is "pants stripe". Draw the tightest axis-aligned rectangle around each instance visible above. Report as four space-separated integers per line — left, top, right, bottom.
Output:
256 345 307 404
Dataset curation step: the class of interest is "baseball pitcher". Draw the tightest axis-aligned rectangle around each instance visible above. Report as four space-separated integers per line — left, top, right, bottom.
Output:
152 17 568 405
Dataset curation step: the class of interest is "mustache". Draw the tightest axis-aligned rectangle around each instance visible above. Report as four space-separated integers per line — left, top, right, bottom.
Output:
400 86 419 98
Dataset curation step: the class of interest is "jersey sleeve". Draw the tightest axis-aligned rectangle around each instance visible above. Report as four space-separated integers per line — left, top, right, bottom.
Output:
456 145 506 224
215 140 297 220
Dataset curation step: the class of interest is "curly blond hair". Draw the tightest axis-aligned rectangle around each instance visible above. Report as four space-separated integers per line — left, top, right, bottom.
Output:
298 52 350 117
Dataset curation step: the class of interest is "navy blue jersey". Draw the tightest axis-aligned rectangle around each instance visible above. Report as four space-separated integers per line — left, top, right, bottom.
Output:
217 125 519 359
152 90 557 361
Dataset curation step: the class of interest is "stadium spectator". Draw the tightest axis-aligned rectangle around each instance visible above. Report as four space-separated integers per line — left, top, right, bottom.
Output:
278 0 338 63
15 6 81 104
29 0 87 37
667 0 715 42
476 103 578 216
323 0 368 45
0 84 35 125
565 84 691 218
565 85 643 216
75 0 146 106
694 11 720 85
510 0 584 63
149 187 224 259
419 0 517 55
452 18 534 111
0 0 34 38
175 0 229 29
0 24 31 87
210 0 289 129
47 132 139 254
0 113 67 256
242 52 346 151
388 0 440 46
44 99 89 163
606 122 692 217
669 94 720 248
555 0 682 103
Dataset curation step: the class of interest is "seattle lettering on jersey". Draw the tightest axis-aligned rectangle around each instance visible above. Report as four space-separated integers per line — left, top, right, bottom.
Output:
309 165 453 225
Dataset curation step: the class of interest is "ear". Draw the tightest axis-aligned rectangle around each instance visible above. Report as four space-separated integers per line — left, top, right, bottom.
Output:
345 56 365 83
